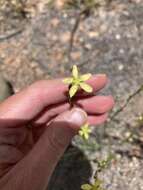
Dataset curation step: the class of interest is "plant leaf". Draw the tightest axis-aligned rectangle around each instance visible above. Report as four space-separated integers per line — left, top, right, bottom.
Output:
63 78 73 84
81 184 92 190
72 65 78 78
69 84 78 98
80 83 93 93
80 73 92 81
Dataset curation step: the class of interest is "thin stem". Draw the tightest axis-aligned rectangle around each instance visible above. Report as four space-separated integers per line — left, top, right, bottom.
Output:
111 84 143 120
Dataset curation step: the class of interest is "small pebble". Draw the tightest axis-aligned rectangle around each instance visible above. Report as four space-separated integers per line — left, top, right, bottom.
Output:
118 64 124 71
115 34 121 40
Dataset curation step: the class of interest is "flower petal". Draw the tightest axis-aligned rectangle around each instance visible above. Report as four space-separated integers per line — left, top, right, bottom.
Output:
72 65 78 78
84 133 89 140
79 130 84 136
63 78 73 84
93 179 103 188
81 184 92 190
87 128 92 134
80 73 92 81
80 83 93 93
69 84 78 98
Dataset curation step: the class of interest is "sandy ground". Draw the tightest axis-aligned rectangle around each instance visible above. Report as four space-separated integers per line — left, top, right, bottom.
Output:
1 0 143 189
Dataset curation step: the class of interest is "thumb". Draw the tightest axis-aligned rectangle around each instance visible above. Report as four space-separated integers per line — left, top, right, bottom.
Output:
51 107 88 146
34 108 88 183
1 108 87 190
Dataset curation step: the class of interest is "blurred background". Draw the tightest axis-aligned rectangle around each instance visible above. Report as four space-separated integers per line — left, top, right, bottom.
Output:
1 0 143 189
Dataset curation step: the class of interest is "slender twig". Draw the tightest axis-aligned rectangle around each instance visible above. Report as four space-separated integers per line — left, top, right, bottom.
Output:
0 29 23 42
111 84 143 120
67 0 113 61
68 9 90 61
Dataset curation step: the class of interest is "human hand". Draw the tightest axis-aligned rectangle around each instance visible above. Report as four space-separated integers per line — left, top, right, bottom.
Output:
0 75 114 190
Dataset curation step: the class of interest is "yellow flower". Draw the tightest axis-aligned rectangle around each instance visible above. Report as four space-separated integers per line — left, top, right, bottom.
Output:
81 184 92 190
81 179 104 190
79 123 92 140
63 65 93 98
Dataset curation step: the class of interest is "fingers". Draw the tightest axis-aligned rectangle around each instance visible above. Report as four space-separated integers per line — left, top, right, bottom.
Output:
0 75 107 127
0 79 67 125
0 108 87 190
88 113 108 125
76 96 114 114
33 103 70 126
33 95 114 126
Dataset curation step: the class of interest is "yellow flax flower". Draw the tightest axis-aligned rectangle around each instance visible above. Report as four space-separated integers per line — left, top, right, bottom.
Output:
81 184 92 190
81 179 104 190
63 65 93 98
79 123 92 140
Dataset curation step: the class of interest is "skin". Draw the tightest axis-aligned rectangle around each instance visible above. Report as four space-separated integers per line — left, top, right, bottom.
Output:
0 75 114 190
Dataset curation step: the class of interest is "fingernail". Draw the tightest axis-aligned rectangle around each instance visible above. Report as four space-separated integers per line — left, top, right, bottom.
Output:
68 108 87 126
55 108 87 128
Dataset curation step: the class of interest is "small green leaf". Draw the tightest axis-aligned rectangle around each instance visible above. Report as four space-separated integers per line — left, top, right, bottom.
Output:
81 184 92 190
80 83 93 93
80 73 92 81
63 78 73 84
69 84 78 98
72 65 78 78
